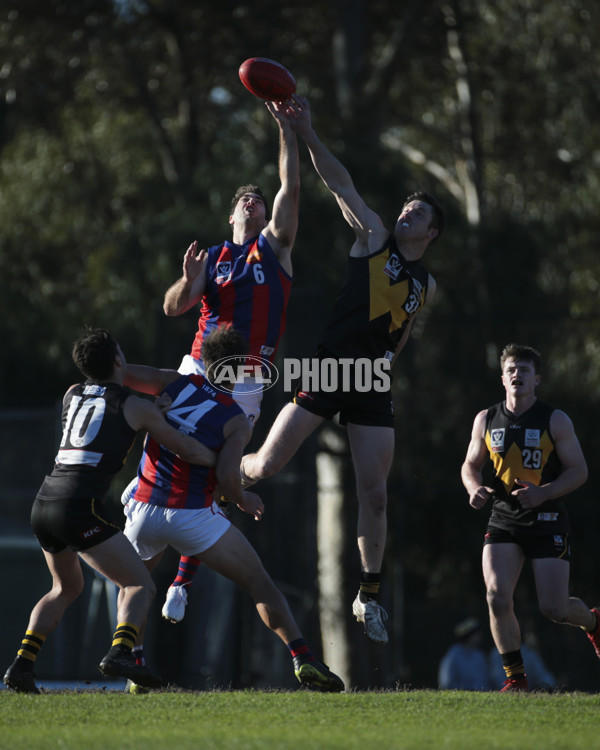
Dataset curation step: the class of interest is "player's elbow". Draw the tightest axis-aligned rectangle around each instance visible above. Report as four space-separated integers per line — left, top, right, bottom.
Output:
163 300 179 316
183 447 208 465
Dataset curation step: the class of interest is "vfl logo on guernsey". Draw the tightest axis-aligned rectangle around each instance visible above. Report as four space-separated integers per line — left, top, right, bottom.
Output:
490 428 505 452
216 261 232 284
383 255 402 280
525 429 540 447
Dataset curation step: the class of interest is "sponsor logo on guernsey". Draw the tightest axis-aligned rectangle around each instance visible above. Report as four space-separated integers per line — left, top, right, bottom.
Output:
490 428 505 452
260 345 275 356
83 385 106 396
81 526 102 540
216 261 232 283
525 429 540 447
538 512 559 522
383 254 402 280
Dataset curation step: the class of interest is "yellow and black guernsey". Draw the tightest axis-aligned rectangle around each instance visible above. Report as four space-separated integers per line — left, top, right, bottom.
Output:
319 236 430 362
485 399 569 535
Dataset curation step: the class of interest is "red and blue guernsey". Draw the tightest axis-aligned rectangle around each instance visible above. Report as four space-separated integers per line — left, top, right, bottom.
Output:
131 374 243 510
191 233 292 363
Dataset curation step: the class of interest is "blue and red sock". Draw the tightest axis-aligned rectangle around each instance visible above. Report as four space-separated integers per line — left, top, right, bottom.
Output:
172 556 201 587
287 638 314 666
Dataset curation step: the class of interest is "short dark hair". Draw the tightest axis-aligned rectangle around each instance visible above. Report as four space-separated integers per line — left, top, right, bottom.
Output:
230 184 270 220
202 324 249 385
500 343 542 375
72 328 119 381
404 191 445 244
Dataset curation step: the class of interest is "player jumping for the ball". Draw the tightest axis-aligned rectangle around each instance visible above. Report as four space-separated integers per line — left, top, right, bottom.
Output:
240 96 445 645
130 98 300 627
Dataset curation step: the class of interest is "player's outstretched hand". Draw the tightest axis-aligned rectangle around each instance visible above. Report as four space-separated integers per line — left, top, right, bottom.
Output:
266 95 311 136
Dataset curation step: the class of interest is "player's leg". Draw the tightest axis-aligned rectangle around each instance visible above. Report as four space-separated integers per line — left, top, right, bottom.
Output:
162 389 262 623
483 542 529 691
81 532 162 688
532 557 600 658
240 402 324 486
346 423 394 644
199 525 344 692
81 531 156 627
3 548 84 693
161 555 200 623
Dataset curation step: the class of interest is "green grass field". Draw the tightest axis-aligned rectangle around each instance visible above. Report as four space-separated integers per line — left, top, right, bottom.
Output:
2 689 599 750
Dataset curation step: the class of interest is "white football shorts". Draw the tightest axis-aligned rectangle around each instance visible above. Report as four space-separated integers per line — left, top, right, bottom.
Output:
123 498 231 560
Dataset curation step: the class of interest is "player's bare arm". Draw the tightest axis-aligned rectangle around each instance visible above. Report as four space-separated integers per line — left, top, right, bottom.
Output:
124 396 217 467
163 240 208 316
124 364 180 396
261 101 300 275
511 409 588 509
286 96 388 255
461 410 495 510
216 414 263 518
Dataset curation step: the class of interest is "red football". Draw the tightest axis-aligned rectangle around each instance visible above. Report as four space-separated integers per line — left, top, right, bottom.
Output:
239 58 296 102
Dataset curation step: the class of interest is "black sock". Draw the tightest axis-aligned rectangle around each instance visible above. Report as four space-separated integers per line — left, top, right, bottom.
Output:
359 572 381 601
501 649 526 680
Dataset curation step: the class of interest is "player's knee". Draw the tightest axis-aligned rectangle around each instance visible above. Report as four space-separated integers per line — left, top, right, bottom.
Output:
486 587 511 616
54 577 84 604
127 579 156 606
539 602 568 623
357 485 387 516
146 578 157 601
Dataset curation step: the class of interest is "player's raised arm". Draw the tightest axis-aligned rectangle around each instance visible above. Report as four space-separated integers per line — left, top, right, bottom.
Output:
286 96 388 252
163 240 208 316
261 101 300 273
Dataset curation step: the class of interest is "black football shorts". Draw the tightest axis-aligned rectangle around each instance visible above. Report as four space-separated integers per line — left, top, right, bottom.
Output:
31 493 120 553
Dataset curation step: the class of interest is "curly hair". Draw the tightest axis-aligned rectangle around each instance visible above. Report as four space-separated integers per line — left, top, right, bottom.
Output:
202 324 249 385
72 328 119 381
